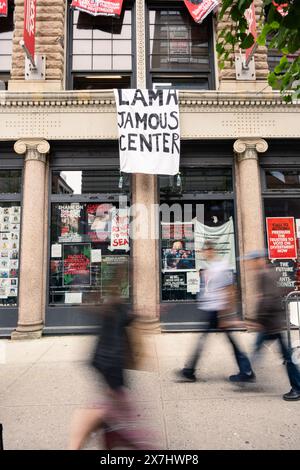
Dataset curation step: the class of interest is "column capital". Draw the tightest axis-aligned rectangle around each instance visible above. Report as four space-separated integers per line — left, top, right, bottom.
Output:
14 139 50 163
234 138 268 161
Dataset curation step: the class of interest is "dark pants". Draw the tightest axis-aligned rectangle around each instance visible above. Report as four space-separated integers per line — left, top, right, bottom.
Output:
183 310 253 376
254 332 300 392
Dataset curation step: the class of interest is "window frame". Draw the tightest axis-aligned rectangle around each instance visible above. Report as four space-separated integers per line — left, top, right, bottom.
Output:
146 0 216 90
0 0 15 89
66 0 136 90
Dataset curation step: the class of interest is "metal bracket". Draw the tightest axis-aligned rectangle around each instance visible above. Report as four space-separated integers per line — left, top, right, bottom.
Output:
25 55 46 80
235 53 256 81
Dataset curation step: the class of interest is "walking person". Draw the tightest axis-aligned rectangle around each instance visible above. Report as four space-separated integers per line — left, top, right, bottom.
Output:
177 242 255 383
245 250 300 401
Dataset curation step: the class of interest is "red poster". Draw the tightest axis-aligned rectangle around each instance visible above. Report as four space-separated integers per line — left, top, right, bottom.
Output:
244 2 257 63
266 217 297 260
71 0 124 17
183 0 218 24
0 0 8 17
23 0 37 63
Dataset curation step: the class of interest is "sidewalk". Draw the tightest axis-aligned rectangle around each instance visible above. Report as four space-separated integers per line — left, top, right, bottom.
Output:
0 332 299 450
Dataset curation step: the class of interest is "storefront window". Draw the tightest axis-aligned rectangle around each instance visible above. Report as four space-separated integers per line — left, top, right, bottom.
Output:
265 170 300 191
49 171 130 306
0 169 22 307
160 168 236 303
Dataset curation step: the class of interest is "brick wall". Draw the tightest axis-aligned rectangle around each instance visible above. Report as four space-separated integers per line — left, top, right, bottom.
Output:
11 0 65 81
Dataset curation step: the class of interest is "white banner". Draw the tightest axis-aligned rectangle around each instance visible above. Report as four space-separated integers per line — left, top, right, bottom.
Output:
194 217 236 271
109 207 130 252
114 89 180 175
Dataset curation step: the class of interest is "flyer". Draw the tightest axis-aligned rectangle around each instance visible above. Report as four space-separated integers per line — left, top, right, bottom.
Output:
63 243 91 286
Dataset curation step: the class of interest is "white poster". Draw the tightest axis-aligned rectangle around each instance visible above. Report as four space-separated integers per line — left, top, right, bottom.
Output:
109 207 130 252
194 217 236 271
51 244 62 258
65 292 82 304
114 89 180 175
186 271 200 294
91 249 102 263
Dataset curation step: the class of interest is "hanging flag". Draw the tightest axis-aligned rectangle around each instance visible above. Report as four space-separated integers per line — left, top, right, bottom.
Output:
244 2 257 64
0 0 8 17
272 1 289 16
23 0 37 63
71 0 124 17
114 89 180 175
183 0 218 24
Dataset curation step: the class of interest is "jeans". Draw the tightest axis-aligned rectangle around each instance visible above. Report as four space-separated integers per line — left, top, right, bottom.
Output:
254 332 300 392
183 310 253 376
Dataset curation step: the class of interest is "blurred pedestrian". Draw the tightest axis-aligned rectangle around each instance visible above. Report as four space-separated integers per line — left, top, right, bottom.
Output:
68 268 155 449
177 242 255 383
246 250 300 401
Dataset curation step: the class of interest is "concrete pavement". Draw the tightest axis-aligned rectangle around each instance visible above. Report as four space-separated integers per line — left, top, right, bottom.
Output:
0 331 299 450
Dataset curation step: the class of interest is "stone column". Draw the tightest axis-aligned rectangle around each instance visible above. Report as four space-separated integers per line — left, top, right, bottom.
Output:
12 139 50 339
131 2 159 326
234 138 268 319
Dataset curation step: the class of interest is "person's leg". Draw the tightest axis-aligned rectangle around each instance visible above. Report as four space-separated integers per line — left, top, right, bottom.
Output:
277 333 300 392
251 331 267 364
181 311 217 379
226 332 253 375
68 407 105 450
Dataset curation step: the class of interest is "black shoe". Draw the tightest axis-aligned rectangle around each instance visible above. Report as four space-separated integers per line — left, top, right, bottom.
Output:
229 372 256 383
283 389 300 401
174 369 196 383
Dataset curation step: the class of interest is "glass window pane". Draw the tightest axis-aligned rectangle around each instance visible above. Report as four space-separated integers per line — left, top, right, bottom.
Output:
114 25 131 40
73 40 92 54
0 202 21 307
93 40 112 54
0 55 11 71
112 55 131 70
93 29 111 39
0 170 22 193
73 26 92 39
72 55 92 70
92 55 111 70
122 10 132 24
49 201 130 305
112 39 131 55
265 170 300 190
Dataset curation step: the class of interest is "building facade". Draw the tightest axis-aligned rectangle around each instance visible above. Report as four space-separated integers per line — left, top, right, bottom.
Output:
0 0 300 338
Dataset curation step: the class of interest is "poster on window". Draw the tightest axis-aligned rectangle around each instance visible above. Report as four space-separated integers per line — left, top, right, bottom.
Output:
161 222 195 272
101 255 129 298
114 89 180 175
266 217 297 260
183 0 218 24
71 0 124 17
87 203 113 243
0 1 7 16
0 205 20 304
109 207 129 251
58 204 83 243
63 244 91 286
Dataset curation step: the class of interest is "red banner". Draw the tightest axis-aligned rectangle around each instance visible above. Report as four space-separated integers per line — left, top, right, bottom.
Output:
71 0 124 17
183 0 218 24
0 0 8 17
23 0 37 63
244 2 257 63
272 1 289 17
267 217 297 260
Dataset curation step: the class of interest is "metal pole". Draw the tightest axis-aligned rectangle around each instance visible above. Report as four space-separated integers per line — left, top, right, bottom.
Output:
0 423 3 450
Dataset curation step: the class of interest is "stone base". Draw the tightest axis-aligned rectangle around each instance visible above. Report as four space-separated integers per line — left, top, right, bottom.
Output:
8 80 63 92
11 329 43 340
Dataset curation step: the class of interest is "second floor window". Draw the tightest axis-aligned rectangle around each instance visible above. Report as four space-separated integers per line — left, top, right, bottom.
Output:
68 2 134 90
0 0 14 90
147 2 215 90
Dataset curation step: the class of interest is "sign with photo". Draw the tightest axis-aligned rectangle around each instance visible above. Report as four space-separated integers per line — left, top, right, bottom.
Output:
0 0 8 17
87 203 113 243
0 205 20 304
58 203 83 243
161 222 195 272
101 255 129 298
114 89 180 175
63 243 91 286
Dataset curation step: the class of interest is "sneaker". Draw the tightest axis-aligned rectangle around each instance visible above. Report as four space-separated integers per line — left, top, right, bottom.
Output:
283 389 300 401
229 372 256 383
174 369 196 383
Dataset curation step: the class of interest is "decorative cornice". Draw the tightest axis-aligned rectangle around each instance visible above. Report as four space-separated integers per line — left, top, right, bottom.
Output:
14 139 50 163
234 138 268 162
0 91 298 110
